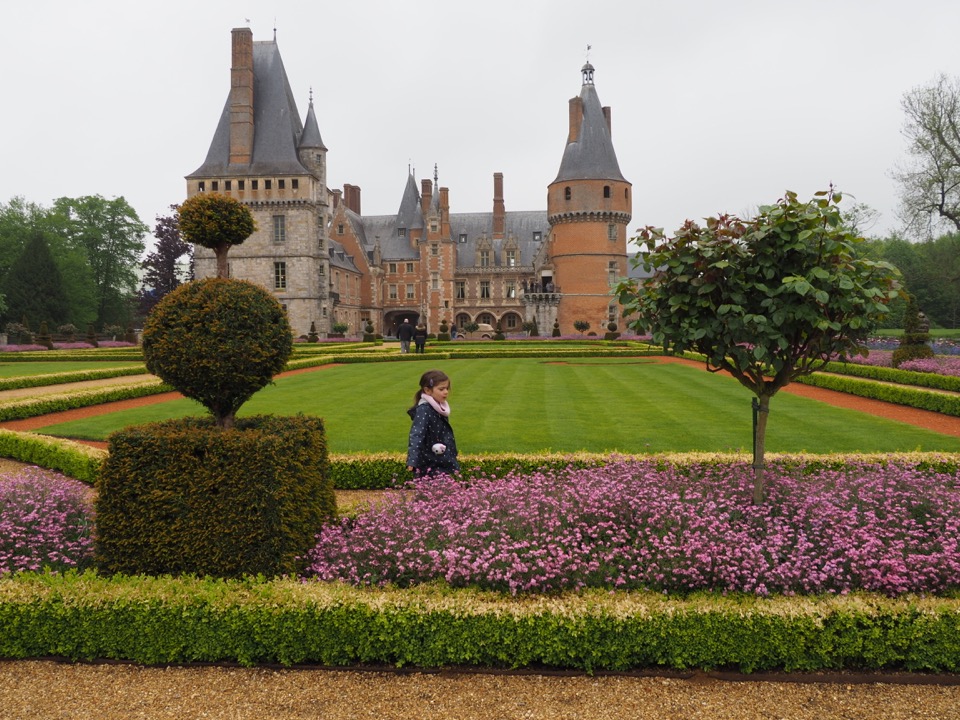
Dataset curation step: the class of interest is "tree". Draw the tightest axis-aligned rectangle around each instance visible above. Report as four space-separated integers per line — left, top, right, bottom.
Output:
617 189 901 503
0 233 69 327
894 74 960 237
142 278 292 429
573 320 590 335
51 195 148 327
138 206 193 318
178 193 256 278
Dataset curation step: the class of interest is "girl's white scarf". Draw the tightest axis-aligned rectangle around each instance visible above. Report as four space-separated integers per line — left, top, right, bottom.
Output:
419 395 451 417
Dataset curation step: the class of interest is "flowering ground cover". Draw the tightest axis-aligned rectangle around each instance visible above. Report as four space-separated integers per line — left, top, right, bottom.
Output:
305 459 960 597
0 468 95 574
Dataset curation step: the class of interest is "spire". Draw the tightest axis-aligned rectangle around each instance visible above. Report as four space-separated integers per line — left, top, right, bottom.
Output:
553 63 626 184
299 90 326 149
396 170 424 231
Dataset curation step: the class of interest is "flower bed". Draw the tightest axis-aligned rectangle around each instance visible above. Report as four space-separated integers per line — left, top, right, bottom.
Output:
305 459 960 596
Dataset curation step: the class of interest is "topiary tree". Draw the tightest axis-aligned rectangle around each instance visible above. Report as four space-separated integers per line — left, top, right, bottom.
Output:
142 277 292 429
494 322 506 341
178 193 256 278
552 320 561 337
892 294 934 367
308 321 320 343
617 188 901 503
573 320 590 336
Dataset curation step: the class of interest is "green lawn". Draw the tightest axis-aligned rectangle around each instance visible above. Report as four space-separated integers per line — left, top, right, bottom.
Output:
36 357 960 454
0 362 144 377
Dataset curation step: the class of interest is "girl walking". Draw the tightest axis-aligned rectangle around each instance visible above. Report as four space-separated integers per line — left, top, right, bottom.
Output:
407 369 459 476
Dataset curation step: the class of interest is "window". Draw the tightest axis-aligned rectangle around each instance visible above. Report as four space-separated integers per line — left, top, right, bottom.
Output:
252 179 258 190
198 181 205 192
225 180 232 191
389 263 397 274
274 262 287 290
479 250 490 267
292 179 299 190
564 187 571 200
273 215 286 243
459 233 467 243
533 231 542 242
479 313 494 325
431 244 438 256
319 264 325 275
430 220 438 232
406 262 414 273
603 185 611 198
322 306 327 317
505 315 518 329
608 260 618 286
505 249 516 267
337 224 344 235
398 228 406 237
456 281 465 299
278 179 286 189
389 284 398 300
506 282 516 298
480 281 490 299
238 180 244 190
608 223 617 241
432 273 439 290
406 284 415 300
318 238 324 250
212 181 219 191
265 179 272 190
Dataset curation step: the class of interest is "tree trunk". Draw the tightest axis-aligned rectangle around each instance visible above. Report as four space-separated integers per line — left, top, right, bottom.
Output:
752 394 771 504
215 245 230 279
216 411 235 430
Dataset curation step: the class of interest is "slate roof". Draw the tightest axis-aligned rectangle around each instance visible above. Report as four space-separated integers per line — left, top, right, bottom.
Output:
188 40 310 178
553 64 626 184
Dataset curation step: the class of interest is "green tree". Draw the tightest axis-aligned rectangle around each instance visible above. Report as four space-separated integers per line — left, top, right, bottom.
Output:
138 206 193 319
617 189 900 503
50 195 147 327
178 193 256 278
894 74 960 237
0 233 69 328
142 278 292 429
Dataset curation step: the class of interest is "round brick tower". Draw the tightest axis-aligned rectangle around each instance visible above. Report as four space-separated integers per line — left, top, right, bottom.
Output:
546 62 632 335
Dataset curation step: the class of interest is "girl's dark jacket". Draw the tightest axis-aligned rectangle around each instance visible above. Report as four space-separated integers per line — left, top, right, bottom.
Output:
407 402 459 474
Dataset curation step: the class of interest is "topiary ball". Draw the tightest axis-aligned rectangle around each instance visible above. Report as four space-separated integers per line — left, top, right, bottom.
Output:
143 278 292 426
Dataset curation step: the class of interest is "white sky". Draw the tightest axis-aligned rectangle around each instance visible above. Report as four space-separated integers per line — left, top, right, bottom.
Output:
4 0 960 252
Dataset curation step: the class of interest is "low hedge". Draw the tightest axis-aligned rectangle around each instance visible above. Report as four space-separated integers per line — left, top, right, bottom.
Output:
0 380 172 422
0 430 105 483
796 373 960 417
0 365 147 392
820 361 960 393
1 572 958 672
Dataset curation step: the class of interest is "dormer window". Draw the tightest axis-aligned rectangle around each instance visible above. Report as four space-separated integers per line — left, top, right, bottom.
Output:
398 228 406 237
337 224 344 235
479 249 491 267
533 231 542 242
459 233 467 243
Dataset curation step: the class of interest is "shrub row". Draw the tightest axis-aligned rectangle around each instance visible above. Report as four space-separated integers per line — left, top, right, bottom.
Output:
328 451 960 490
0 350 144 362
1 572 958 672
0 365 148 392
0 380 172 422
796 373 960 416
0 431 105 484
821 360 960 393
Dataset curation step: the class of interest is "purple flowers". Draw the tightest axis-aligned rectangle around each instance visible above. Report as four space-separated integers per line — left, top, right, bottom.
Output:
304 460 960 597
0 468 95 574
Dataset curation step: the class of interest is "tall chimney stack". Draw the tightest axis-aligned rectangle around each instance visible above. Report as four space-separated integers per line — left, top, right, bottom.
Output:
421 178 433 216
493 172 505 238
602 106 611 134
229 28 254 166
567 97 583 144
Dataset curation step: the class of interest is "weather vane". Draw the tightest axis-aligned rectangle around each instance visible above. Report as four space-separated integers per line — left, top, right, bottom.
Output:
586 44 591 62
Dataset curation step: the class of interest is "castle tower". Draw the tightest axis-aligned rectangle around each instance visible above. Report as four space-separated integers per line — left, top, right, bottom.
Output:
546 62 632 334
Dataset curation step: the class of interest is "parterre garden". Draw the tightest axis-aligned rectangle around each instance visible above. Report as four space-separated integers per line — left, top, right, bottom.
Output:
2 335 960 673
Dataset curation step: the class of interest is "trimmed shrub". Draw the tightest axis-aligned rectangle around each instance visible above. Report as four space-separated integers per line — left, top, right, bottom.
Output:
95 414 334 578
142 278 292 428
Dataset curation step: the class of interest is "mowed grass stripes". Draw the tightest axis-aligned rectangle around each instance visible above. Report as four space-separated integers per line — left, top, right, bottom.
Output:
34 357 960 454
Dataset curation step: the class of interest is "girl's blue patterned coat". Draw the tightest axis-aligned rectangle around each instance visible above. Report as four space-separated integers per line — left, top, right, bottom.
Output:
407 403 459 474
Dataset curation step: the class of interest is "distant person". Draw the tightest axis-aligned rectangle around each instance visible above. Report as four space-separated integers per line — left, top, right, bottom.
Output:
406 369 459 476
413 322 428 353
397 318 414 353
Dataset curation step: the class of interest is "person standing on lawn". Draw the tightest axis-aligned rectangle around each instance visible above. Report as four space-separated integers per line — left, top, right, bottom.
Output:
412 322 428 353
397 318 414 353
407 369 459 476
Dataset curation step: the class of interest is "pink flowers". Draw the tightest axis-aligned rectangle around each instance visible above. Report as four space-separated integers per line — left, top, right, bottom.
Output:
303 460 960 596
0 468 95 574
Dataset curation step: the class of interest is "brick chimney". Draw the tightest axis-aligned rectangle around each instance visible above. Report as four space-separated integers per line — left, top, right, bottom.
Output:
229 28 254 166
493 172 505 238
567 96 583 144
331 189 342 209
344 184 361 214
421 178 433 216
440 187 450 237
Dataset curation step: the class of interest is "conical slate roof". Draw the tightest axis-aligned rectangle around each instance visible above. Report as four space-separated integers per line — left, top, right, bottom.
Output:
396 172 424 231
188 40 309 177
299 96 326 150
553 63 626 184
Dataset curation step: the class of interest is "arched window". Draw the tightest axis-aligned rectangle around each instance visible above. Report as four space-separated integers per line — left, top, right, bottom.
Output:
564 187 571 200
603 186 611 198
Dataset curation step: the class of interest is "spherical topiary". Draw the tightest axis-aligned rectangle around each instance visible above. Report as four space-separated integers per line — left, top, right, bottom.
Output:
143 277 292 428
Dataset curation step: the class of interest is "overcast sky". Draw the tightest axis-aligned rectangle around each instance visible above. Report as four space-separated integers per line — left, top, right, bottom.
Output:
5 0 960 253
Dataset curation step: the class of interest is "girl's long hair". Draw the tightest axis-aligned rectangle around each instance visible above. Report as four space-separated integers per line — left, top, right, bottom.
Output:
410 369 450 411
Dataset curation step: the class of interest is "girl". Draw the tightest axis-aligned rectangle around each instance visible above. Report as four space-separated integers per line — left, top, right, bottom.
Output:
406 369 459 475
